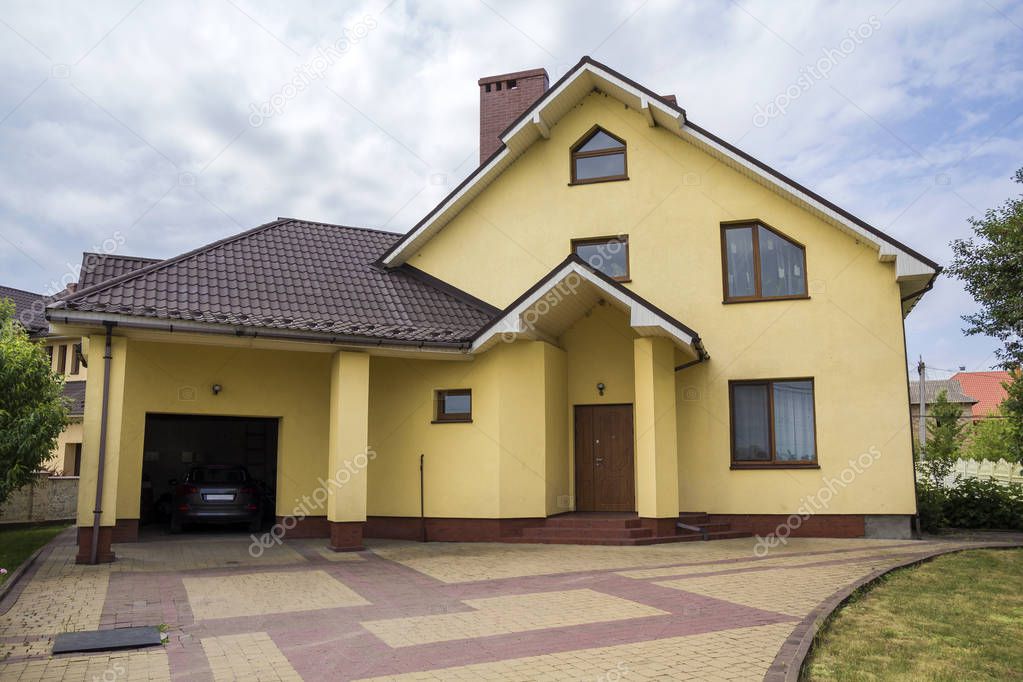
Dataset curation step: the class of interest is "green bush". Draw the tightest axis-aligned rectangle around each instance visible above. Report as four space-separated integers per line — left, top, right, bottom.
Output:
918 477 1023 532
944 479 1023 530
915 480 947 533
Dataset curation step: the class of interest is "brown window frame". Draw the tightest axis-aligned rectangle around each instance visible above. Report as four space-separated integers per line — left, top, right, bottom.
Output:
46 345 53 366
71 343 81 374
720 220 809 303
729 378 819 469
569 125 628 185
571 235 631 282
57 344 68 374
433 388 472 424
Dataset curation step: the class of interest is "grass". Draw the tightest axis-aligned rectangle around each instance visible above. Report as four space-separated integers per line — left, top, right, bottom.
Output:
804 548 1023 681
0 524 68 585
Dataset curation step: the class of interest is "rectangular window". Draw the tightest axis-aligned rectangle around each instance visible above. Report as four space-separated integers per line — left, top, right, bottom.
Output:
46 345 54 367
71 343 81 374
57 344 68 374
73 443 82 476
434 389 472 423
572 236 630 281
730 379 817 467
722 222 807 302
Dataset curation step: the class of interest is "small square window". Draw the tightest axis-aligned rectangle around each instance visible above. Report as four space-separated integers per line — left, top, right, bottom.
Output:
572 236 630 281
434 389 472 423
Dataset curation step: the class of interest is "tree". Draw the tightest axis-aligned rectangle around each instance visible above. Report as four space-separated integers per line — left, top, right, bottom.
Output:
962 410 1015 463
921 389 966 485
1001 369 1023 463
0 299 68 506
948 167 1023 370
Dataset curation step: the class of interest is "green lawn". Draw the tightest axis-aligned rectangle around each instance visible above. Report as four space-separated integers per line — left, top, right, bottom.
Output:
804 548 1023 681
0 524 68 585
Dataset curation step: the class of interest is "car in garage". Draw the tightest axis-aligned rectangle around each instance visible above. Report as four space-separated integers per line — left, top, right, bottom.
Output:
170 465 263 533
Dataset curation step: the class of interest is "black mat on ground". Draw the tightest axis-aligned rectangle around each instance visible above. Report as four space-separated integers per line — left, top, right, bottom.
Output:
52 626 162 654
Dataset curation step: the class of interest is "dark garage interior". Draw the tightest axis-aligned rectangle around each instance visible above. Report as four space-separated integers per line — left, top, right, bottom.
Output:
140 414 279 533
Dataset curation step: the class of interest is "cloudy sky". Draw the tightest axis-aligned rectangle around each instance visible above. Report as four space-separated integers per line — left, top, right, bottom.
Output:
1 1 1021 378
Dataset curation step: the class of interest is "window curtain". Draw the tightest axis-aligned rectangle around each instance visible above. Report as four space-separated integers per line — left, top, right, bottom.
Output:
725 228 756 297
733 384 770 460
758 227 805 297
773 381 815 461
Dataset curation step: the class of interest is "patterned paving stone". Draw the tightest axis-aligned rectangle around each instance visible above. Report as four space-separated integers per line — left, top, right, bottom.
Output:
0 548 109 637
314 546 366 562
366 537 913 583
616 542 948 579
183 569 369 620
656 559 904 617
361 588 668 647
201 631 302 681
0 530 1008 681
0 648 170 681
355 622 795 681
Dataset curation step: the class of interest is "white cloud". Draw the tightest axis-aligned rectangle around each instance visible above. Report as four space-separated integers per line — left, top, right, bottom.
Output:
0 0 1020 370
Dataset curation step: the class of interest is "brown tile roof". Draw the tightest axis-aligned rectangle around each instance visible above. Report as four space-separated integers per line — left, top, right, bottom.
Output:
51 218 498 346
908 378 977 406
0 284 48 335
952 371 1013 417
78 253 160 290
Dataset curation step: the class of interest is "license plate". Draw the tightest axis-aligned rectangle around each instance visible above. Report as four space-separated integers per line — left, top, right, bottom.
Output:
204 494 234 501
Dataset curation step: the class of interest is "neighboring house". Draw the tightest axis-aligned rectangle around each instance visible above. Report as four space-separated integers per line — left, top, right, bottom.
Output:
2 253 159 476
908 378 976 446
952 370 1013 419
46 57 940 564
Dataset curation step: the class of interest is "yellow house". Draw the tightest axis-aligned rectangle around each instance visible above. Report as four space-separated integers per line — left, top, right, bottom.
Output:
46 58 938 564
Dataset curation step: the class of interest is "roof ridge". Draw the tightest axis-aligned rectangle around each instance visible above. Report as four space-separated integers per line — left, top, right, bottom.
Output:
81 251 161 262
55 218 293 306
276 217 402 238
0 283 44 297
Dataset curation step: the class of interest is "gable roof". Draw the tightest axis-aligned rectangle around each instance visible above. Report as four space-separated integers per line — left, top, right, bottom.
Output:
908 378 976 406
0 284 49 335
49 218 498 348
952 370 1012 417
378 56 939 313
470 254 707 360
78 253 161 290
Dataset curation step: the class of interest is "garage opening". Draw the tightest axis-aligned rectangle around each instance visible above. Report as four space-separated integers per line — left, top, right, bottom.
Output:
140 414 279 534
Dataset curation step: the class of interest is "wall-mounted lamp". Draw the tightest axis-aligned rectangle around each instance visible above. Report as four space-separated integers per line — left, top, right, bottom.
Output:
211 383 223 395
596 382 606 397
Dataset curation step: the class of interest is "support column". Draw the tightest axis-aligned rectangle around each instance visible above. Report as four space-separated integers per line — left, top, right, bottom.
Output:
76 334 128 563
326 351 370 551
633 337 680 532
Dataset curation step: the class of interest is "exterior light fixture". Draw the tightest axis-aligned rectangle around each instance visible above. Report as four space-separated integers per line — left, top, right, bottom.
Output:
596 382 606 396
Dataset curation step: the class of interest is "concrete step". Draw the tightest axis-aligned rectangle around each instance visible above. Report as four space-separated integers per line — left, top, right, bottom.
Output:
542 516 644 529
521 526 654 539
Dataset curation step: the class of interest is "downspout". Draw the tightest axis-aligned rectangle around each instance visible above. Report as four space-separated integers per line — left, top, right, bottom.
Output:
90 322 114 564
419 454 427 543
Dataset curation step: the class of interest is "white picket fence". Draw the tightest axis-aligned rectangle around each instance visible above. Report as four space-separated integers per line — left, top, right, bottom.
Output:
920 458 1023 487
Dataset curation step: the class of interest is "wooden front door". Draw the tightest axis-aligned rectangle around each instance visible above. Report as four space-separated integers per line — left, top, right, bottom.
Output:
574 404 635 512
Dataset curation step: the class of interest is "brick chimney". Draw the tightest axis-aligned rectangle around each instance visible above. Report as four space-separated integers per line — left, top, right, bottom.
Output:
478 67 549 163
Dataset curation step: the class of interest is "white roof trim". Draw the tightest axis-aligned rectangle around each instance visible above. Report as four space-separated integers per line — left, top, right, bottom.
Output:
470 261 698 355
382 58 936 287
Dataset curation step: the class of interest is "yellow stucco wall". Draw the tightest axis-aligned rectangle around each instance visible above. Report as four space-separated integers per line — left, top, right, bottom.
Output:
77 337 332 524
405 91 917 516
368 340 566 520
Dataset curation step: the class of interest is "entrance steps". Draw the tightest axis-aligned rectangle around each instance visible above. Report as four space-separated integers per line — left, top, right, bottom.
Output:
504 512 752 546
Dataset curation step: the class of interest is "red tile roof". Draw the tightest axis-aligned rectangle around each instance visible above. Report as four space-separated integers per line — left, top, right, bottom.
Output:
952 371 1012 417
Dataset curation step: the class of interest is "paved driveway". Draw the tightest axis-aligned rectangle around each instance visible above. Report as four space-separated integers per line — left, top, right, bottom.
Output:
0 530 1010 681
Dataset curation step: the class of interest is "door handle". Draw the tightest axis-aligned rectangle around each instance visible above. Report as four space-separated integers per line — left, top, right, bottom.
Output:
595 457 604 466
